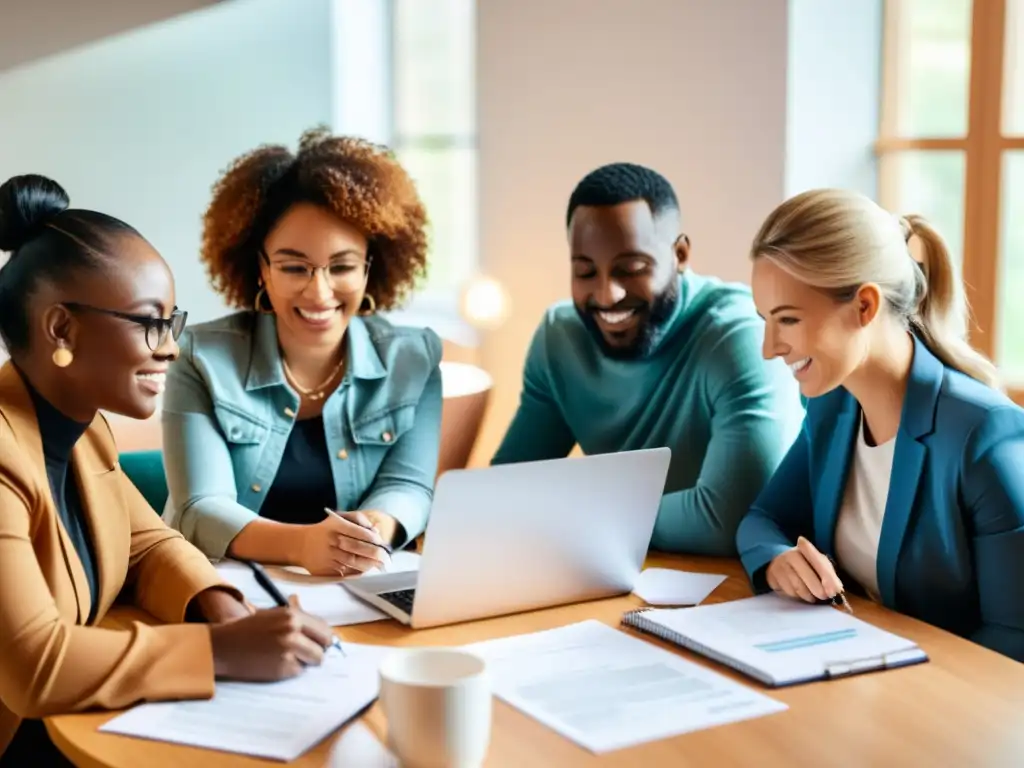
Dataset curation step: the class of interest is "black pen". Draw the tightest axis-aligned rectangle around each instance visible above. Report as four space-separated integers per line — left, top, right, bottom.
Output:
242 560 346 657
825 555 854 615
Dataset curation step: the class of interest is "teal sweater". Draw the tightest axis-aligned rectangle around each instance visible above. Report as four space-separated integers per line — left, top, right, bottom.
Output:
491 271 805 556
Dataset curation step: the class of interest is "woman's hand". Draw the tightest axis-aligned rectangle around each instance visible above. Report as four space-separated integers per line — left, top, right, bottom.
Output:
359 510 400 548
765 536 844 603
208 596 335 682
190 587 255 623
297 511 389 577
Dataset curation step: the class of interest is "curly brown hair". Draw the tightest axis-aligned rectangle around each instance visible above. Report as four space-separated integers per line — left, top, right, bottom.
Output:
200 127 429 311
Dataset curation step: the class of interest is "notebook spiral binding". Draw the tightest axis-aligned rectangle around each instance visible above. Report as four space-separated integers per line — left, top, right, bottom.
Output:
620 608 772 685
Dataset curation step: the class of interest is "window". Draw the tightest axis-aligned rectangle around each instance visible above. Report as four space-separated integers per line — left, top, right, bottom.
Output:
878 0 1024 394
389 0 477 303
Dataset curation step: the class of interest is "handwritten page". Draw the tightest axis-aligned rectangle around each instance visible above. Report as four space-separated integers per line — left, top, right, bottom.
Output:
215 561 390 626
632 568 727 606
464 620 786 754
100 643 390 762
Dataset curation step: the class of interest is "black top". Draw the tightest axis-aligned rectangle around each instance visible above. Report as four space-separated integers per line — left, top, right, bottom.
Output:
260 415 337 525
24 380 99 624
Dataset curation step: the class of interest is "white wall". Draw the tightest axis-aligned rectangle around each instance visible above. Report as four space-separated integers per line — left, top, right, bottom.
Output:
0 0 333 323
785 0 883 197
0 0 220 73
474 0 791 463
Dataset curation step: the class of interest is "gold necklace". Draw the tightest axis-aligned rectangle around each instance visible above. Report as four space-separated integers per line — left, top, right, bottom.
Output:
282 354 346 401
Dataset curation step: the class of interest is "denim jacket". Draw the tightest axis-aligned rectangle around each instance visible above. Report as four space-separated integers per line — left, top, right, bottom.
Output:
160 310 443 559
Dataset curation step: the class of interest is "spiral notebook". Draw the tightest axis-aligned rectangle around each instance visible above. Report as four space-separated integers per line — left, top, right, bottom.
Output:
622 593 928 688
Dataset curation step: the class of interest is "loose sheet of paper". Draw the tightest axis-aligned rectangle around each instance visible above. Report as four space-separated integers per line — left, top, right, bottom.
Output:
215 556 423 626
632 568 727 606
464 620 786 754
100 643 391 762
267 550 421 579
329 722 398 768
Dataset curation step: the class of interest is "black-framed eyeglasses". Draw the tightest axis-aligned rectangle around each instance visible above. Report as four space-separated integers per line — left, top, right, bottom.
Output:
63 303 188 351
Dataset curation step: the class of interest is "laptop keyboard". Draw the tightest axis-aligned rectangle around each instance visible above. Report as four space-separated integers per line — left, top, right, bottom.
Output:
379 588 416 613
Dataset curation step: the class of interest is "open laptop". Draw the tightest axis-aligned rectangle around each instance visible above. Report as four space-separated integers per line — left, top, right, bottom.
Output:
343 447 671 629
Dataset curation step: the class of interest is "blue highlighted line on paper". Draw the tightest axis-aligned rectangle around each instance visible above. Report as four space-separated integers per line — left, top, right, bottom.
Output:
755 628 858 653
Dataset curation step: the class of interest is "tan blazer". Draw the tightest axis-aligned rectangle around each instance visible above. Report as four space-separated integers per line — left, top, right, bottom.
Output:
0 363 238 754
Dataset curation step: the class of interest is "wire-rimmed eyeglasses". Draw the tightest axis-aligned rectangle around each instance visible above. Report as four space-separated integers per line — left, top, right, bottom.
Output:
260 251 372 295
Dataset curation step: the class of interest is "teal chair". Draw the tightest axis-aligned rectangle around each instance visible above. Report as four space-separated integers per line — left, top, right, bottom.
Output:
119 450 169 513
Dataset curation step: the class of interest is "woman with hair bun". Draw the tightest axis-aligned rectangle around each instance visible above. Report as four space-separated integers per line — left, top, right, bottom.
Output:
0 175 334 765
161 129 443 577
737 188 1024 662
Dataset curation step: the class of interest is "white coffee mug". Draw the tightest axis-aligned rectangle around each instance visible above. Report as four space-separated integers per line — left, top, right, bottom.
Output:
379 648 491 768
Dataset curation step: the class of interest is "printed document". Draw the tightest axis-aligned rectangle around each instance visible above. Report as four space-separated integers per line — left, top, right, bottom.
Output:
100 643 390 761
464 620 786 753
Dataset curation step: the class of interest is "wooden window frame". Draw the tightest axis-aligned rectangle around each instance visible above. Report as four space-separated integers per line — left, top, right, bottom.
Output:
877 0 1024 401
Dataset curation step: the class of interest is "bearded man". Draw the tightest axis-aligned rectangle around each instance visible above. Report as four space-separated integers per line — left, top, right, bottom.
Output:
491 163 803 556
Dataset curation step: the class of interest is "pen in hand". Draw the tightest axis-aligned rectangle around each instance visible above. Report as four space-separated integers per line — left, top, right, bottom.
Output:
833 591 854 614
323 507 394 556
242 560 346 657
825 555 854 615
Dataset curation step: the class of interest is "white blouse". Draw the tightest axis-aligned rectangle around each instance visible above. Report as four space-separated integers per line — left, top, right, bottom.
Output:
833 414 897 602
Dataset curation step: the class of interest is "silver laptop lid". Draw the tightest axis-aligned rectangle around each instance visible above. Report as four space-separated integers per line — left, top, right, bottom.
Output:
410 447 671 628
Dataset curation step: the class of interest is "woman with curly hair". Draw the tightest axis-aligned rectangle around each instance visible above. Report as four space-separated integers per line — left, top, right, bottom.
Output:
161 129 442 576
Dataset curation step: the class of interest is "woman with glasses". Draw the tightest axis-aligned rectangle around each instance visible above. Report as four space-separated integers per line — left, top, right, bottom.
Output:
161 128 443 577
0 174 335 765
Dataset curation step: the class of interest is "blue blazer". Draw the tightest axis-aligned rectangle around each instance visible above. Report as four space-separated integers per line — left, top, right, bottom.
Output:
736 336 1024 662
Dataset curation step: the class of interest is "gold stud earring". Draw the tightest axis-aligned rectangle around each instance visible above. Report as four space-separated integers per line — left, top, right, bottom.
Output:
52 340 73 368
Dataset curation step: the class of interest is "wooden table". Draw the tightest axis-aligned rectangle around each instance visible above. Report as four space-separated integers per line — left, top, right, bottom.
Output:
46 554 1024 767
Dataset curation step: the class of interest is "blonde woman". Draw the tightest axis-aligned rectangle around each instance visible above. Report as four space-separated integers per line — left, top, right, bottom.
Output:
737 188 1024 662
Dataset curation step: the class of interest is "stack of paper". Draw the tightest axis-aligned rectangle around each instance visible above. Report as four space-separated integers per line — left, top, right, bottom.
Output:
100 643 391 761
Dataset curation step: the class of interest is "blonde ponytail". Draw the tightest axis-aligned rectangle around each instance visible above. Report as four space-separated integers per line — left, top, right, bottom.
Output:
901 214 1001 390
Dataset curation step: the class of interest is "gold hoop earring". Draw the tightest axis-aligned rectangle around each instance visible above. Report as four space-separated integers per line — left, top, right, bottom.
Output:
359 294 376 316
253 286 275 315
52 340 73 368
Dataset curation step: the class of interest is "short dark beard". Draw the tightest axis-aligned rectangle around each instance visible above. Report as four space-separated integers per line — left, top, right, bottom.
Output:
577 277 679 360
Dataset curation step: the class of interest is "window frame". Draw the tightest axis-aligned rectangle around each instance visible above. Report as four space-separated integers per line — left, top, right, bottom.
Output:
877 0 1024 398
385 0 478 304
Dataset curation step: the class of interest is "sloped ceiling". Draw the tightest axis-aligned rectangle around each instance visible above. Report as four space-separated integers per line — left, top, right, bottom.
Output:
0 0 221 73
